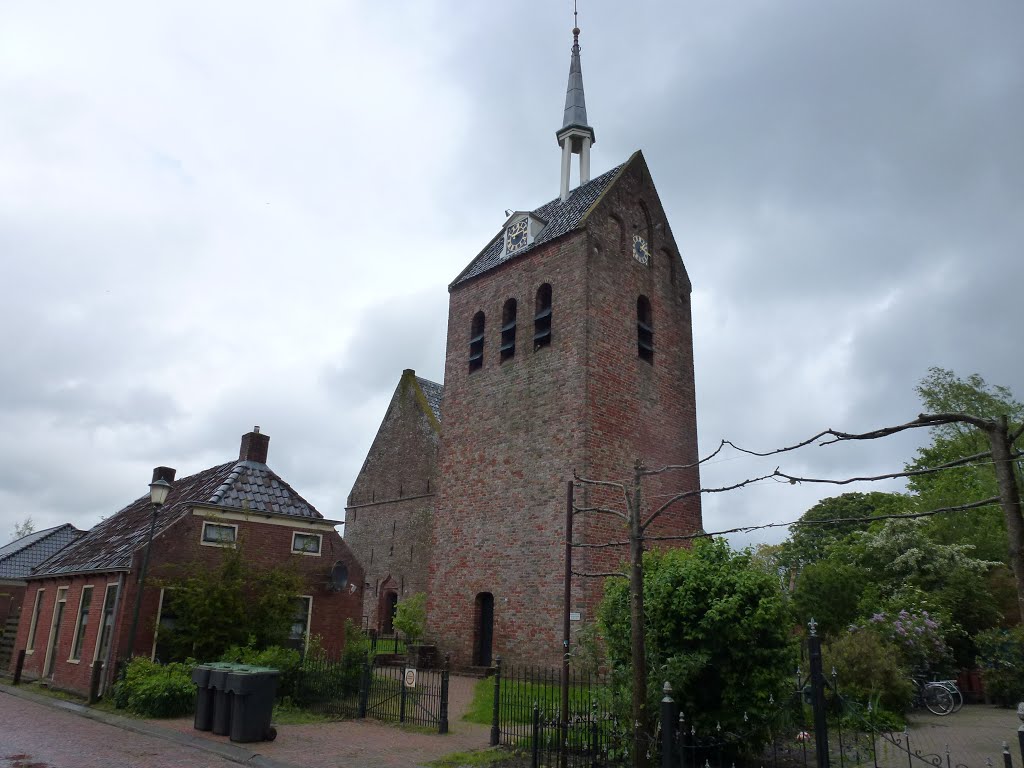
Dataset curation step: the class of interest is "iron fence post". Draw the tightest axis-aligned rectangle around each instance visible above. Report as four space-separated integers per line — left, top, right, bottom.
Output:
491 655 503 747
439 654 450 734
808 620 831 768
358 652 370 718
1017 702 1024 767
533 703 541 768
661 682 677 768
399 666 408 723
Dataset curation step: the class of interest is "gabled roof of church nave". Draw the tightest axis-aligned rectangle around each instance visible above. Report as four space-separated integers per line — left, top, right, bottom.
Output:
450 154 637 288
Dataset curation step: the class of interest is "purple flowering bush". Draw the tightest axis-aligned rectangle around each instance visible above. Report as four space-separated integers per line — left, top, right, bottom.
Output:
865 609 954 678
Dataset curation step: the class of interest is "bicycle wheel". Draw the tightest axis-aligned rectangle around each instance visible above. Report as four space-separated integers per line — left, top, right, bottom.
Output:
923 683 954 715
942 681 964 713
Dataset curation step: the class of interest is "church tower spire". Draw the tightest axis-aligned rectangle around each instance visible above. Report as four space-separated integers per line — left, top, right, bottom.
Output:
557 20 595 201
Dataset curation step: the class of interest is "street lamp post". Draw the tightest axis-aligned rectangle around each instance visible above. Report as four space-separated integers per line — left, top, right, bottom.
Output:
125 467 175 661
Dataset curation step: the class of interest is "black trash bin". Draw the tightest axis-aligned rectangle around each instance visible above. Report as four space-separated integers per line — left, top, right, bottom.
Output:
209 663 241 736
191 664 214 731
226 666 280 743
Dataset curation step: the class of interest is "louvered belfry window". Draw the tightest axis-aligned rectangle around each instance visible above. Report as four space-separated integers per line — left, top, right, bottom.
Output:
637 295 654 363
534 284 552 350
500 299 517 362
469 311 485 372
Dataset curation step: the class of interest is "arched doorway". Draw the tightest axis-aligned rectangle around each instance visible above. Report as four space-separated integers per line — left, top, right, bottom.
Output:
381 590 399 635
474 592 494 666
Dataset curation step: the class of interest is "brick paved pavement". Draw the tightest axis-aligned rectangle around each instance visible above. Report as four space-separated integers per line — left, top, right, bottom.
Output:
2 675 491 768
0 692 246 768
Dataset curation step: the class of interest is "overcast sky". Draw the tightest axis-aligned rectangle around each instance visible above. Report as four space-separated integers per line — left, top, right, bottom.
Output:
2 1 1021 548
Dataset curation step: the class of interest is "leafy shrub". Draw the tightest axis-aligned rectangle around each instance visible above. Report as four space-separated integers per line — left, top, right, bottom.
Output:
825 629 912 717
221 639 302 694
975 626 1024 706
114 657 195 718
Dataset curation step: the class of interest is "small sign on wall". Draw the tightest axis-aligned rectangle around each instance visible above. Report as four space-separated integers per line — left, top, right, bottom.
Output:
569 612 581 621
404 668 417 688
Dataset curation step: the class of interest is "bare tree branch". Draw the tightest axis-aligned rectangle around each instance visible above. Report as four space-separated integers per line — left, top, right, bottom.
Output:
572 569 627 579
640 496 1003 544
640 472 777 531
638 439 733 476
572 505 628 521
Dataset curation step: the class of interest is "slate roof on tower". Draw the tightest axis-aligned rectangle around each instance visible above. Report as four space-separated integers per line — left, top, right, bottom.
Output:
450 158 628 288
33 433 331 578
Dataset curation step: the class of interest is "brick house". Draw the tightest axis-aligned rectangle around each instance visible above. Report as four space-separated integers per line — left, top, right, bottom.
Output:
346 26 702 669
344 370 441 633
9 428 363 696
0 524 83 669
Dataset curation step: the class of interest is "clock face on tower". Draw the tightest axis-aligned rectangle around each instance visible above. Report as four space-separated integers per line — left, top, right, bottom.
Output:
506 219 529 254
632 234 650 265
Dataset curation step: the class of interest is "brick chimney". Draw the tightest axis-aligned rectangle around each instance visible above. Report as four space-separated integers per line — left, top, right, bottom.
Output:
239 426 270 464
151 466 176 484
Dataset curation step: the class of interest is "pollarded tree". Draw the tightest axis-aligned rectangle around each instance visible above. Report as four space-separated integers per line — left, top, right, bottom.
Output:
598 539 795 735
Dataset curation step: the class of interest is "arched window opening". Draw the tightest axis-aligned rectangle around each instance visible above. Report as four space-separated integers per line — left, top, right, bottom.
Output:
534 284 552 350
469 311 485 372
637 295 654 363
500 299 517 362
474 592 494 666
330 562 349 590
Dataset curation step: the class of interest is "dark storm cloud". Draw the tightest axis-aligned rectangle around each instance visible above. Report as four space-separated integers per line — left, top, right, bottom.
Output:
1 1 1021 548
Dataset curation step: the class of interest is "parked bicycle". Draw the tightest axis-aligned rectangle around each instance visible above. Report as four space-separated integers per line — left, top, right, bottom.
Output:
911 678 960 716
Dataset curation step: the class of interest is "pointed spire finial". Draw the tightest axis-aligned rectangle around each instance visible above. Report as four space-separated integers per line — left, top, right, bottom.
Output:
557 3 596 200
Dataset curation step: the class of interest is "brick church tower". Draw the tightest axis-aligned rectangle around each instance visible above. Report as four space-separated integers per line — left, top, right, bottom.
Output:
426 24 703 668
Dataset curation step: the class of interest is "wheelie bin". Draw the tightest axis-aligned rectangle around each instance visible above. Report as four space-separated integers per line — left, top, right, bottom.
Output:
209 663 243 736
194 662 236 732
225 666 280 743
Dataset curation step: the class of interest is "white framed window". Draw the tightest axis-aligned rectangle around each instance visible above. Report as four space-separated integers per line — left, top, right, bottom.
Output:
26 588 45 652
69 585 93 662
291 532 322 556
43 587 68 678
92 582 119 666
152 588 178 662
287 596 313 654
201 521 237 547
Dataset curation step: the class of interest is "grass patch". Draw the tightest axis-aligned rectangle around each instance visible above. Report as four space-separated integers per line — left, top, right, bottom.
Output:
272 700 337 725
463 677 495 724
20 680 87 704
428 747 523 767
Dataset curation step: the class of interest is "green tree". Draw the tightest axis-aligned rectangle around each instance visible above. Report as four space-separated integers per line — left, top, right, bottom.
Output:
781 492 912 573
598 539 795 735
792 558 867 636
907 368 1023 564
158 546 305 661
392 592 427 644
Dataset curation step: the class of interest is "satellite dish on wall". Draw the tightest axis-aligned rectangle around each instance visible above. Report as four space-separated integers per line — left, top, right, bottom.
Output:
330 562 349 591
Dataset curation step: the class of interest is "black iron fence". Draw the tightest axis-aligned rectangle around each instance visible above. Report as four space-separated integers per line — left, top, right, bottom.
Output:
283 652 449 733
489 657 642 767
488 629 1024 768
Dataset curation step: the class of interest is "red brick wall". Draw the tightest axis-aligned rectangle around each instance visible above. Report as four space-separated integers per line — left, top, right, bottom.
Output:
9 512 364 696
0 582 25 628
428 154 702 668
345 371 439 631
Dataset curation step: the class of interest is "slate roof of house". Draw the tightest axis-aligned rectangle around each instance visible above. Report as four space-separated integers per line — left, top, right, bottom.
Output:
415 376 443 423
33 458 325 578
451 158 629 288
0 524 83 581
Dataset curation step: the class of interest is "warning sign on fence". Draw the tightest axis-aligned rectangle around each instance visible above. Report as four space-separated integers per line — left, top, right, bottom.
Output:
404 668 417 689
